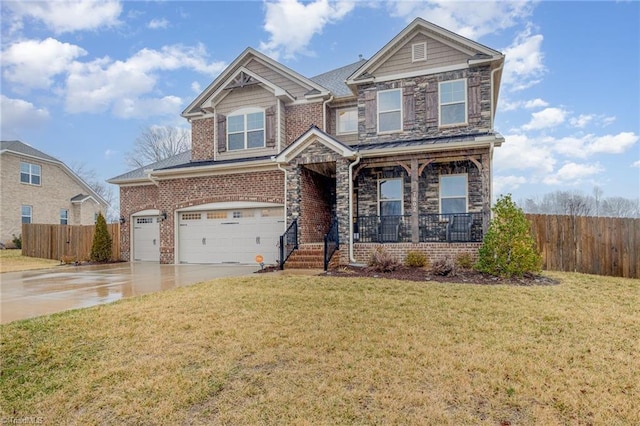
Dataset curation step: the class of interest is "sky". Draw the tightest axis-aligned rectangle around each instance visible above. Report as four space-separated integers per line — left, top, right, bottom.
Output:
1 0 639 211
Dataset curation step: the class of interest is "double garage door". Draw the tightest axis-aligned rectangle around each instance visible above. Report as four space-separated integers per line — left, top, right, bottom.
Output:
178 207 284 265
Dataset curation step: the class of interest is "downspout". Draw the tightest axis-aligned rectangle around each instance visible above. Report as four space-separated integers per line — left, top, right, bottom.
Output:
276 99 282 153
489 60 502 218
348 154 361 263
146 170 160 187
322 95 334 132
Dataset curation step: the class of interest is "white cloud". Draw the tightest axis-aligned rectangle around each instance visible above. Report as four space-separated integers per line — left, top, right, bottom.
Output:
260 0 355 60
543 162 604 185
388 0 534 40
191 81 202 93
570 114 594 128
522 107 567 131
2 38 87 89
494 133 556 174
502 25 546 91
64 44 226 116
494 175 527 197
632 161 640 168
500 97 548 112
5 0 122 34
550 132 638 158
0 95 50 138
148 18 169 29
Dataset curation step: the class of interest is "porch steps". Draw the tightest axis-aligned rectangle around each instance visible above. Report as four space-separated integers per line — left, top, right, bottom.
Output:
284 244 340 269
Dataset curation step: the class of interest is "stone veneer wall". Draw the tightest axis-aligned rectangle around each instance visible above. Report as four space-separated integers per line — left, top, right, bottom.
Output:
352 242 481 265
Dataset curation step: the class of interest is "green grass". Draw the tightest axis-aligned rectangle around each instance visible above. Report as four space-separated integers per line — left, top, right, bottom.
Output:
1 272 638 424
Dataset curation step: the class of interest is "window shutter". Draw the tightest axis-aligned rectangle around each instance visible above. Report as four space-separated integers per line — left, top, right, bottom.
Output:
217 113 226 153
468 75 481 121
426 83 438 124
364 90 376 132
265 106 276 148
403 86 415 129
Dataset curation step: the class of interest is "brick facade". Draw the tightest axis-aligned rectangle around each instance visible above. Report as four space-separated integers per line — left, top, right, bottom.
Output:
191 117 215 161
300 167 333 243
284 103 324 146
352 242 481 265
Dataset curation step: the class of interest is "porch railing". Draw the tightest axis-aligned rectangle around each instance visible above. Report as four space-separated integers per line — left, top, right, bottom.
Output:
354 213 483 243
323 218 339 271
279 219 298 270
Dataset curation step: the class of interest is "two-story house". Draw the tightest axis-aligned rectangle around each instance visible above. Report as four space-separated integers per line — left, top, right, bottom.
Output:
0 140 108 247
109 18 505 266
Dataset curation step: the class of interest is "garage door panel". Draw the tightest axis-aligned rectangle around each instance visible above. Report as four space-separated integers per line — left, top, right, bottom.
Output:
178 208 283 265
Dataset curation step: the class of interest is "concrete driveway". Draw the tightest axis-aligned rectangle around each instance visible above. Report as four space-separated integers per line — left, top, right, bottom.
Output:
0 262 258 324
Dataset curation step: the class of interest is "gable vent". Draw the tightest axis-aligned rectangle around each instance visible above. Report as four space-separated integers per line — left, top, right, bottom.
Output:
412 42 427 62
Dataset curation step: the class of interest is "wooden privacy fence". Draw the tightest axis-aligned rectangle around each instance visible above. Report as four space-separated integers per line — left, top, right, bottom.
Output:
22 223 121 262
526 214 639 279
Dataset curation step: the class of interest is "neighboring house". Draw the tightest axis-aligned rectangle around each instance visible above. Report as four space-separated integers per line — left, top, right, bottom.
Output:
0 140 108 247
109 18 505 266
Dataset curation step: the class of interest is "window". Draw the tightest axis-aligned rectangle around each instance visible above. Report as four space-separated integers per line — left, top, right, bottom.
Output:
440 175 468 214
336 108 357 134
21 205 32 224
20 162 41 185
439 79 467 126
227 109 265 150
378 179 403 216
378 89 402 133
60 209 68 225
181 213 201 221
207 211 227 220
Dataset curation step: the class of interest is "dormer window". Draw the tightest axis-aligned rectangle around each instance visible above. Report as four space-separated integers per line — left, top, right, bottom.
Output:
227 108 265 150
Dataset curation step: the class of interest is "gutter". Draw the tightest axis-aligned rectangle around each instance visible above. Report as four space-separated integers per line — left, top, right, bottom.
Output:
348 154 361 264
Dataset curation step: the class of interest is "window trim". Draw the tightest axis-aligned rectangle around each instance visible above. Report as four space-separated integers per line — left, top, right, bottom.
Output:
21 205 32 224
438 79 468 127
20 161 41 186
377 178 404 216
227 107 266 151
60 209 68 225
336 107 358 135
377 88 403 134
439 174 468 214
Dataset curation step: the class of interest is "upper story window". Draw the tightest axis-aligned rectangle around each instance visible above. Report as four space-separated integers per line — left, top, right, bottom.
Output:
336 108 357 134
439 79 467 126
440 174 468 214
20 161 41 185
60 209 68 225
378 89 402 133
227 108 265 151
378 178 403 216
22 205 32 224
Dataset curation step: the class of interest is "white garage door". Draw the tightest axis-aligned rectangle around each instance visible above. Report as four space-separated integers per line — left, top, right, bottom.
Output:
133 216 160 261
178 207 284 265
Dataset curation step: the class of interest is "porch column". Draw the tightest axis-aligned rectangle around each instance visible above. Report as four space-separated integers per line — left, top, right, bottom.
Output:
336 158 350 255
481 153 491 234
286 165 301 228
410 158 420 243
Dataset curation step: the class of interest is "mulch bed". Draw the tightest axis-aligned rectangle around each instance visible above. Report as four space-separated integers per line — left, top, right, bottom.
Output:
322 265 559 286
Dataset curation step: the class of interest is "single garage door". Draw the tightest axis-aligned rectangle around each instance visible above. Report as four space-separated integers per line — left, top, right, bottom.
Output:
178 207 284 264
133 216 160 261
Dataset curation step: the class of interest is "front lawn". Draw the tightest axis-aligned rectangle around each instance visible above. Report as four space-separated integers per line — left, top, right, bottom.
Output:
0 249 59 273
1 273 638 424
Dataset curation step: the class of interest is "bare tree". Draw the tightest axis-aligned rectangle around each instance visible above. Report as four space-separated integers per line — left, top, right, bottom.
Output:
70 162 118 222
520 188 639 218
125 125 191 169
601 197 640 218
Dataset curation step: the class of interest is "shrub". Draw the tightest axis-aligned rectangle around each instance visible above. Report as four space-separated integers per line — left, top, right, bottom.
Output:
455 252 474 270
405 250 428 268
368 247 400 272
11 234 22 249
90 212 112 263
431 256 454 276
475 194 542 278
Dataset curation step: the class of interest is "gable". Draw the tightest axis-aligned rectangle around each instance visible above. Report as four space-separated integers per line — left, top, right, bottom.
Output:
347 18 502 85
183 48 328 118
372 32 472 78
